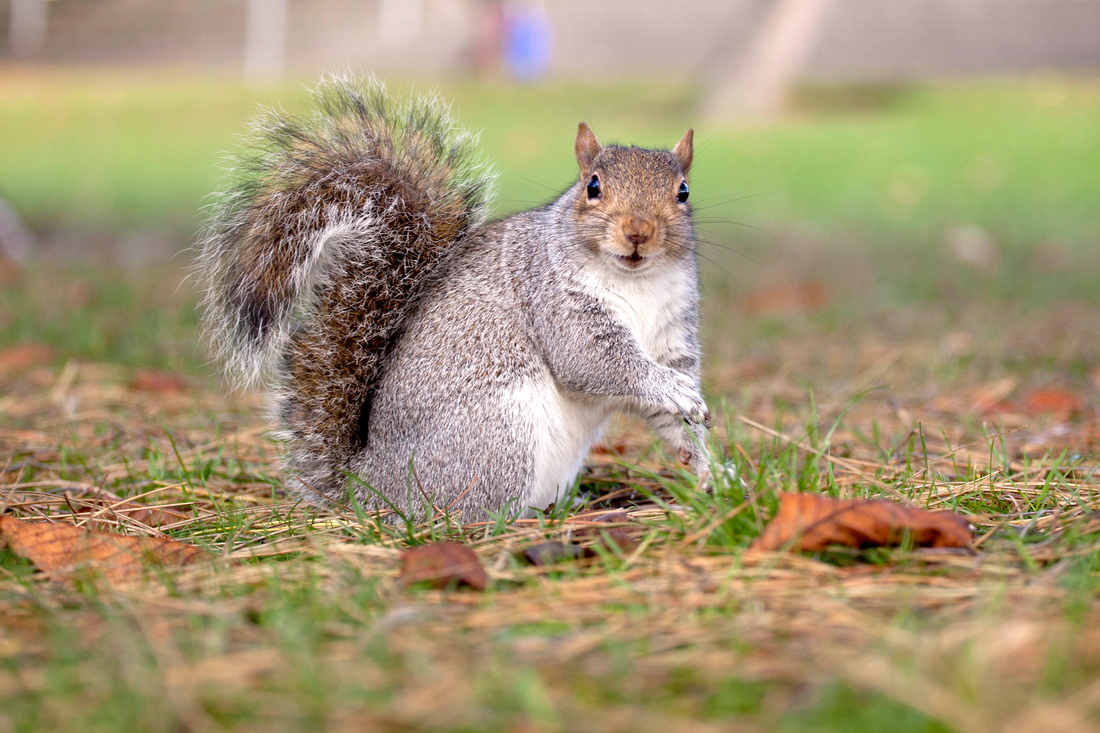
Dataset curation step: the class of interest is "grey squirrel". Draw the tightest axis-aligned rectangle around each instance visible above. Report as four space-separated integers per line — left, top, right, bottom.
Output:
197 75 711 522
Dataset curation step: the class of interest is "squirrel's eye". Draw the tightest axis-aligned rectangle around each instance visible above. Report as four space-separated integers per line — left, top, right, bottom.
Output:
586 175 601 200
677 180 689 204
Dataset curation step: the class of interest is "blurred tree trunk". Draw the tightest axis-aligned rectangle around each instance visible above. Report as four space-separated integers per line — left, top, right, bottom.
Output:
9 0 47 56
380 0 423 42
244 0 288 84
0 197 34 284
704 0 835 121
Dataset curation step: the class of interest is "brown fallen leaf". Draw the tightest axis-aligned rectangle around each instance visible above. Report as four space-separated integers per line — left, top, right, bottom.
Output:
0 343 53 375
971 376 1019 414
517 526 641 567
752 492 973 553
0 515 212 584
577 527 640 555
741 281 828 317
78 501 192 531
519 540 593 566
399 541 488 590
55 487 192 531
119 504 191 528
0 252 22 287
1022 388 1082 417
129 370 188 393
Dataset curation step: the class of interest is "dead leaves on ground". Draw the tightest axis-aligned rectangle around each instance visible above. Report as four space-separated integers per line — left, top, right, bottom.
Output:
740 281 828 317
399 541 489 590
0 342 53 376
128 369 189 394
518 512 642 567
398 494 977 594
753 491 973 553
397 515 646 592
964 377 1090 422
62 488 193 531
517 529 640 567
513 495 973 569
1 478 977 593
0 515 212 585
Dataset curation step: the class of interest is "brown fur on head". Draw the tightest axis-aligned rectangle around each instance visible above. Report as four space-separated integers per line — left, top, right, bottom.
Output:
570 124 695 273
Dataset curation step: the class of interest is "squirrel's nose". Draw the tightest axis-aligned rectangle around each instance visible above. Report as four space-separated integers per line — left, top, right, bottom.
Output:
622 218 655 246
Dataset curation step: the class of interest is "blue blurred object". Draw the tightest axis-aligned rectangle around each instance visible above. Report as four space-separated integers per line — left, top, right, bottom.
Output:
504 3 552 82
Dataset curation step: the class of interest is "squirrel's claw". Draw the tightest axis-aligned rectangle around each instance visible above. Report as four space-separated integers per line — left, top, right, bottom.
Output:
679 446 712 482
681 404 711 428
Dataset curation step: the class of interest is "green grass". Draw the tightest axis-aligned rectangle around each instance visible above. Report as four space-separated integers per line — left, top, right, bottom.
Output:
2 73 1099 375
0 267 200 371
1 73 1098 251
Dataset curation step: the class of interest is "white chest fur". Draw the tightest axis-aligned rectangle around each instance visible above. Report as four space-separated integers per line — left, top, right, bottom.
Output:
505 261 697 516
580 263 696 362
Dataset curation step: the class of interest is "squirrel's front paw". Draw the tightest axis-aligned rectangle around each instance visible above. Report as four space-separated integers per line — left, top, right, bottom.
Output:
678 445 712 480
663 372 711 427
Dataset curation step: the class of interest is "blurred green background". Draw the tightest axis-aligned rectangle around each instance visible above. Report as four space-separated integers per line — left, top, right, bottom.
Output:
0 1 1098 378
2 74 1097 246
3 73 1099 368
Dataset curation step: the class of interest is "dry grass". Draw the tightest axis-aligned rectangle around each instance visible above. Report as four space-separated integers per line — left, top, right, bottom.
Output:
2 258 1100 731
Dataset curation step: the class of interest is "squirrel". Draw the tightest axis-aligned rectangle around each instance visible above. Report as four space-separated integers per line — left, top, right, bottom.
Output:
197 75 711 522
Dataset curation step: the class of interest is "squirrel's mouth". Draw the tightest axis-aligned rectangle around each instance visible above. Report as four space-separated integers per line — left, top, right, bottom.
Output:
614 251 650 270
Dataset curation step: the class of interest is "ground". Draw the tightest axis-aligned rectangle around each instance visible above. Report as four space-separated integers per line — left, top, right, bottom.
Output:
1 75 1099 731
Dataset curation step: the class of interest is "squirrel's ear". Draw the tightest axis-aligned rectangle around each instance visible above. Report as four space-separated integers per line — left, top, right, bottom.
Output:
575 123 601 174
674 129 694 174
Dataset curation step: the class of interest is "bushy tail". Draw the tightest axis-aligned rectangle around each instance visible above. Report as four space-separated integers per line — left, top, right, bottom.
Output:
196 75 494 501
